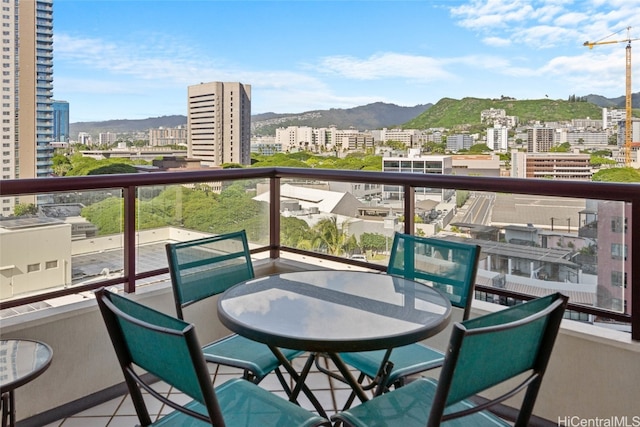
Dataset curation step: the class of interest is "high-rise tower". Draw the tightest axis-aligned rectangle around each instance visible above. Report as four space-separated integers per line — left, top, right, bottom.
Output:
53 100 69 143
1 0 54 216
187 82 251 167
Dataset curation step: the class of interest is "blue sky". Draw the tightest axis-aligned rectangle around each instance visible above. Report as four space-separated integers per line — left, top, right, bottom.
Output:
53 0 640 122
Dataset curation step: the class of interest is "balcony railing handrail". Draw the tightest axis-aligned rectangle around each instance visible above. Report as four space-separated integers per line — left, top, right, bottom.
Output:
2 167 638 203
1 167 638 340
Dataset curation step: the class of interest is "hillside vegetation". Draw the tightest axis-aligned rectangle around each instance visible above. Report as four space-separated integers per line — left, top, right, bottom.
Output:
251 102 431 135
404 98 604 130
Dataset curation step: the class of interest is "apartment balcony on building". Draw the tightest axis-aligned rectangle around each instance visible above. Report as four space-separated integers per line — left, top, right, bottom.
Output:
0 168 638 427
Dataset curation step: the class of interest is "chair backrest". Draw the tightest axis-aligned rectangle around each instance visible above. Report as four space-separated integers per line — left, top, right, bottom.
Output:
96 288 226 426
427 292 569 427
387 233 481 320
166 230 255 319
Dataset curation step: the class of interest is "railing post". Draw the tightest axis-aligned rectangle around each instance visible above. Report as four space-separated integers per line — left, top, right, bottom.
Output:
270 176 281 259
123 186 136 293
404 185 415 235
632 200 639 341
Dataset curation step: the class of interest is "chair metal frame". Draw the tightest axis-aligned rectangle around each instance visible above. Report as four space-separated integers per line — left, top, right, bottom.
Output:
336 233 481 402
165 230 303 387
332 292 569 427
96 288 226 426
96 288 330 427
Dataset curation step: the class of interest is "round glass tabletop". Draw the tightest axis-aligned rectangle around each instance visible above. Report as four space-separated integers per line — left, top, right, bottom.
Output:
0 339 53 392
218 270 452 352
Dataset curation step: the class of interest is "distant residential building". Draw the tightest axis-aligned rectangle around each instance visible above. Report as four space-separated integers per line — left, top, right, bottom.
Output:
99 132 118 145
486 126 509 151
446 134 474 152
374 128 420 147
313 127 335 152
382 150 454 202
556 129 608 147
335 130 374 152
251 143 282 155
480 108 517 127
423 130 443 144
527 127 556 152
53 101 70 143
149 126 188 147
77 132 92 145
451 155 501 177
275 126 315 152
602 108 626 130
187 81 251 166
595 201 632 314
616 118 640 164
250 136 281 155
571 118 603 129
511 151 592 180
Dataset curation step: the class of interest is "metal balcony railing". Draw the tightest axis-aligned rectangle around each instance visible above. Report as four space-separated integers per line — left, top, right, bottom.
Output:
1 167 638 340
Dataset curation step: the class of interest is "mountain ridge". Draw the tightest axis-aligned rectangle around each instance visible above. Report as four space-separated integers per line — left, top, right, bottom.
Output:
69 94 636 137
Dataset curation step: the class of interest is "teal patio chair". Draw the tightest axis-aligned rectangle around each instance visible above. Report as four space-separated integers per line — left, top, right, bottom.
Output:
96 288 330 427
339 233 481 396
166 231 304 386
333 292 569 427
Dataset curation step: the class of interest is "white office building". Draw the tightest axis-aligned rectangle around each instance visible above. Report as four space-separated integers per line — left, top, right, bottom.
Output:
382 150 454 202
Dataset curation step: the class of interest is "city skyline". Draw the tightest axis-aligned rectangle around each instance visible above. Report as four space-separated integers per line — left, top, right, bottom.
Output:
54 0 640 122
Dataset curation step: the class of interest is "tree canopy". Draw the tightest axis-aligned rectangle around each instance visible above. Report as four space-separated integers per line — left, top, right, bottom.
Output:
592 167 640 182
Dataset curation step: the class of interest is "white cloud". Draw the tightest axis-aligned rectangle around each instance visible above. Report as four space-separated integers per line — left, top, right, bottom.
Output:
483 36 512 47
317 53 453 81
450 0 535 29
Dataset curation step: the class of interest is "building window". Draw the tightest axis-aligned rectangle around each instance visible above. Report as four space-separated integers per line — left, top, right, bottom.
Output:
611 271 627 288
27 263 41 273
611 217 627 233
611 243 628 260
45 260 58 269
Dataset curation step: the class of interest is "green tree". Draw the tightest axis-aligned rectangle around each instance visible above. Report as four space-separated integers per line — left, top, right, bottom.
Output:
592 167 640 182
52 153 72 176
81 197 123 234
359 232 387 252
468 143 491 153
590 156 617 167
308 216 357 256
14 203 38 216
550 142 571 152
281 216 312 247
87 163 138 175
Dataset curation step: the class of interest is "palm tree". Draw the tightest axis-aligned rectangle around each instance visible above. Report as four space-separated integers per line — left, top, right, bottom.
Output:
308 216 357 256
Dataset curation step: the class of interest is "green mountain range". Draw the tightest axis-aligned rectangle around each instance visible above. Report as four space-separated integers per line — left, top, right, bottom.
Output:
69 93 637 138
404 97 604 130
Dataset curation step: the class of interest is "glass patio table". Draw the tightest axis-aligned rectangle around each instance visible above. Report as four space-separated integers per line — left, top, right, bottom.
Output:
0 339 53 427
217 270 451 413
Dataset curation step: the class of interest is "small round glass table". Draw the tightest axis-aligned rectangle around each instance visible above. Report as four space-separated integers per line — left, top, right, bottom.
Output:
0 339 53 427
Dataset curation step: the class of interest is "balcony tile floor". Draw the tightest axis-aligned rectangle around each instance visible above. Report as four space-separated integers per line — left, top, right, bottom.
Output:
41 354 372 426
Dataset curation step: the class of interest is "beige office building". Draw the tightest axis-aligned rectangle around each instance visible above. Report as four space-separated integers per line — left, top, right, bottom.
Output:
187 82 251 167
1 0 54 216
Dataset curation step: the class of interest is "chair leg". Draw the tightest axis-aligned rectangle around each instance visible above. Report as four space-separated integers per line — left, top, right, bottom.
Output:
274 367 293 396
341 372 366 410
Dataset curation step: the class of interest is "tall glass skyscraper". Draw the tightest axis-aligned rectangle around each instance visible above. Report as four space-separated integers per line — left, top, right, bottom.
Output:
53 100 70 143
1 0 55 215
